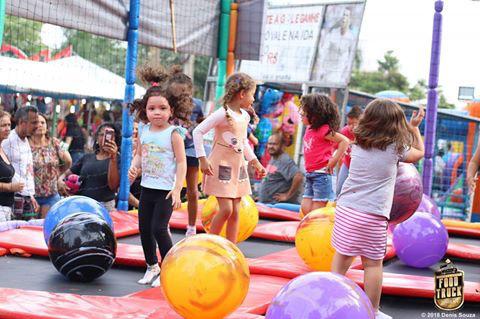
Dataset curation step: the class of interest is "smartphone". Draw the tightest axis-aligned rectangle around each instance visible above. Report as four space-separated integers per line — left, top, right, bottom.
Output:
103 127 115 145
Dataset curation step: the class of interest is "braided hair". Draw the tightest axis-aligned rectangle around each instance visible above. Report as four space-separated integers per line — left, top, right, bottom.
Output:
221 73 258 125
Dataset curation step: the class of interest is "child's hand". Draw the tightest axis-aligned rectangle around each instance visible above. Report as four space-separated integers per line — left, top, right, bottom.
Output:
10 182 25 193
253 160 267 178
326 159 336 174
166 188 182 210
410 106 425 127
199 157 214 176
128 167 139 183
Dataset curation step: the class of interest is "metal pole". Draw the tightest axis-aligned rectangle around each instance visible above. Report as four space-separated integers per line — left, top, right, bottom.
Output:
117 0 140 212
422 0 443 197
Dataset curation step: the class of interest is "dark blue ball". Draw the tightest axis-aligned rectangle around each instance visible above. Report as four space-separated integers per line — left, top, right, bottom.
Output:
44 196 113 244
48 212 117 282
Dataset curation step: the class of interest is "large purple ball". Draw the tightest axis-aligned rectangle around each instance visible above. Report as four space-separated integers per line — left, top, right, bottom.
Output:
393 212 449 268
417 194 441 220
265 272 374 319
390 163 423 225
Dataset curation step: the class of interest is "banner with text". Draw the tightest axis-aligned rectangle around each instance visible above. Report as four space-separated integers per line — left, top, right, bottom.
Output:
240 5 324 83
241 2 365 87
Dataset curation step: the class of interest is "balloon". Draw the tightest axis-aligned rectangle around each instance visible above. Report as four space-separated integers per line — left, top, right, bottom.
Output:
393 212 449 268
65 174 81 194
161 234 250 319
266 272 375 319
48 212 116 282
389 163 423 225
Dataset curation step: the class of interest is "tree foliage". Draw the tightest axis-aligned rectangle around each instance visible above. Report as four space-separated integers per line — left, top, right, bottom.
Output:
3 15 45 57
350 50 454 109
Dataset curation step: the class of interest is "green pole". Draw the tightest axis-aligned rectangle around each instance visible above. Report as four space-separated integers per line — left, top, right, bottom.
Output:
214 0 231 110
0 0 5 46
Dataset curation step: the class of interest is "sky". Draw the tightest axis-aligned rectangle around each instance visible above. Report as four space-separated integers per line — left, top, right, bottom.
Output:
270 0 480 107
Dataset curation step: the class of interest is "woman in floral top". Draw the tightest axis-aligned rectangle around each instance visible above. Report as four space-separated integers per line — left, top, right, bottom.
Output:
29 114 72 218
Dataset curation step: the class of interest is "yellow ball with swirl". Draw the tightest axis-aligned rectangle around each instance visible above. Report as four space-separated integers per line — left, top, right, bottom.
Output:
161 234 250 319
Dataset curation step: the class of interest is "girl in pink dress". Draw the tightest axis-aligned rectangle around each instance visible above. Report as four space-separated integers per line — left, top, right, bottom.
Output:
193 73 266 243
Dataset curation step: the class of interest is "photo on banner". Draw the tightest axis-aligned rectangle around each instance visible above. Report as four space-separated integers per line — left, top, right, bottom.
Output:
311 3 365 88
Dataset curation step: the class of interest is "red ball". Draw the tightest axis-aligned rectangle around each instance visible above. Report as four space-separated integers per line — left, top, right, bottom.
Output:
65 174 81 194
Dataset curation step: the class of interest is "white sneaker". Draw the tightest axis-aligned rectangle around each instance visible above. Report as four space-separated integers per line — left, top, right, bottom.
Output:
375 310 392 319
186 225 196 237
137 264 160 285
151 276 160 287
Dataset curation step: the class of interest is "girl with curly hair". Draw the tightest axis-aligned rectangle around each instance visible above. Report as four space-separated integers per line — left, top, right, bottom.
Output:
128 64 189 288
299 93 349 215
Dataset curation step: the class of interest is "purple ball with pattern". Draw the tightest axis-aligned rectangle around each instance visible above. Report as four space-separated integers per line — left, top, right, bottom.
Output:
393 211 449 268
265 272 375 319
417 194 441 220
389 163 423 225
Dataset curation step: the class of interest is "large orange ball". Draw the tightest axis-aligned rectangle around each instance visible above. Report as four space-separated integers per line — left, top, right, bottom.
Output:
161 234 250 319
201 195 258 242
295 207 336 271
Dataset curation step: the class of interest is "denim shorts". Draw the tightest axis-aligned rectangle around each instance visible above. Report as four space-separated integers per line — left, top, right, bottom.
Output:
303 172 335 202
35 193 62 207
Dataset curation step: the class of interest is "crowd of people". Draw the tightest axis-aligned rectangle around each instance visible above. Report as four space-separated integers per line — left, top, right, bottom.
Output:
5 61 480 319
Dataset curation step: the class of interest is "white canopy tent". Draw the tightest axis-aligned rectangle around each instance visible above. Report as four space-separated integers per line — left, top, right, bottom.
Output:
0 55 146 101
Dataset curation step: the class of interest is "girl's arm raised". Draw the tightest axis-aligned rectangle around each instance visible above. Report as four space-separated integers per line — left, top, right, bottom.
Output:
167 130 187 209
325 132 349 173
403 107 425 163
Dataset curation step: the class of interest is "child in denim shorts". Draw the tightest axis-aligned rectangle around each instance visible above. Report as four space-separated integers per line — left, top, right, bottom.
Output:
299 94 349 215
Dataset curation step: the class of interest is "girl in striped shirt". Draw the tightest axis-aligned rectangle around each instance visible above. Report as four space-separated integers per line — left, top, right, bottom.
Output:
331 99 425 319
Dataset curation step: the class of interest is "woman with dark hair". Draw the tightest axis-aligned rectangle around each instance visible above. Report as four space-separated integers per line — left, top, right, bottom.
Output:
64 113 86 165
0 111 24 221
29 114 72 217
64 123 120 211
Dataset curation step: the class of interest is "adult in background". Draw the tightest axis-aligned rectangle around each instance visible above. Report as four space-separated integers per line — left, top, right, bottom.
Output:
259 132 303 204
2 106 39 220
0 112 24 221
336 105 363 196
29 113 72 218
64 113 86 165
64 123 120 211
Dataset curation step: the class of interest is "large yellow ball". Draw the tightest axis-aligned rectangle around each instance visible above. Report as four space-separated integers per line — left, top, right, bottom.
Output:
161 234 250 319
299 202 336 219
201 195 258 242
295 207 336 271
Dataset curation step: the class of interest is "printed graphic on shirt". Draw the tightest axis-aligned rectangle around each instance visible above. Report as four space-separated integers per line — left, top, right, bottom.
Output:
142 144 166 178
304 137 313 151
221 131 242 153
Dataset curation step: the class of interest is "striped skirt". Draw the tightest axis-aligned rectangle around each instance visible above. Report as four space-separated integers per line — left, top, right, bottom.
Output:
332 205 388 260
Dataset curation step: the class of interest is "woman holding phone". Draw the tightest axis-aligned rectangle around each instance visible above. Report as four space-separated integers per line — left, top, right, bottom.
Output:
62 123 120 211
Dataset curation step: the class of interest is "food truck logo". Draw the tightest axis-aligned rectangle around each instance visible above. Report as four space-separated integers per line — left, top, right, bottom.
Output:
434 259 464 311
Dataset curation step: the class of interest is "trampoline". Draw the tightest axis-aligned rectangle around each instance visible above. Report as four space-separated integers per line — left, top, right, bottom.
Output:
0 207 479 319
